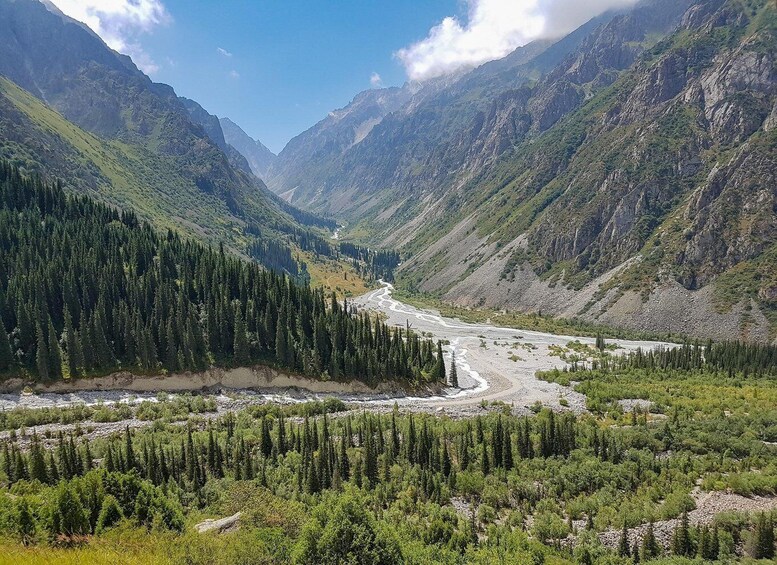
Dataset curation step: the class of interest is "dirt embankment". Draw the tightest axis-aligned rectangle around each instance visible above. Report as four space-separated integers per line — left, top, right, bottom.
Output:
0 365 431 396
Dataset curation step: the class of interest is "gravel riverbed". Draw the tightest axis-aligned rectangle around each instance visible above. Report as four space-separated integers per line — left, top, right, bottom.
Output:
0 283 675 438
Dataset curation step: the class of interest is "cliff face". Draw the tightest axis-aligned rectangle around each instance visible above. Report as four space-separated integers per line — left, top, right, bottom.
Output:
398 0 776 341
270 0 775 341
219 117 276 180
267 0 692 216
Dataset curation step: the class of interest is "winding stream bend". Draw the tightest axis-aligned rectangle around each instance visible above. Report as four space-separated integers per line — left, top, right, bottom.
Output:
349 282 673 412
0 283 672 416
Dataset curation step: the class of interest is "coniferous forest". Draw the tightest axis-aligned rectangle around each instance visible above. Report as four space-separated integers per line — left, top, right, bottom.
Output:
1 385 776 564
0 163 443 385
1 0 776 562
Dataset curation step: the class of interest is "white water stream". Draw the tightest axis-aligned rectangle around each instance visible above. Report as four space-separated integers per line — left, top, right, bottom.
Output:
0 282 673 415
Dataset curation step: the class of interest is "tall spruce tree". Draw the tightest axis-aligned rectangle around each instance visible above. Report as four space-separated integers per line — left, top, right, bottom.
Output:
618 523 630 557
34 322 49 380
641 521 661 561
751 513 775 559
449 352 458 387
0 323 13 372
672 511 691 556
233 305 250 366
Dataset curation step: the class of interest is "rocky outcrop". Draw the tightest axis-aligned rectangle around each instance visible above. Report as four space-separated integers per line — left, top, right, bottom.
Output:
195 513 242 534
180 97 253 175
391 0 776 341
265 86 412 199
220 117 276 179
596 490 777 553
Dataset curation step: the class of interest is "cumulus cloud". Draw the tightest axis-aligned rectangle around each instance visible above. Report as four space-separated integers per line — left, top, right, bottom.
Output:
228 70 240 79
217 47 233 58
48 0 170 74
370 72 383 88
396 0 637 81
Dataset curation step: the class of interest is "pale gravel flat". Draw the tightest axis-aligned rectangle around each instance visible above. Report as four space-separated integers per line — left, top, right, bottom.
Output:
350 282 674 414
0 283 673 423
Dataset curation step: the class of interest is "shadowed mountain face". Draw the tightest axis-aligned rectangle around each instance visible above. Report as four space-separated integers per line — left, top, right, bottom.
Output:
0 0 320 271
219 117 276 180
269 0 777 341
268 0 694 215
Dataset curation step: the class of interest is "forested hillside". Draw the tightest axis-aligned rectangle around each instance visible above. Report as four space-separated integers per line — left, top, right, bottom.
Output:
0 0 340 280
0 163 444 385
1 334 776 562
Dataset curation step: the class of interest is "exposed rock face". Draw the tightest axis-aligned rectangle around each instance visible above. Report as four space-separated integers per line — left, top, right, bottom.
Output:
265 86 413 198
270 0 775 341
180 97 253 175
432 1 774 341
195 512 242 534
0 365 426 395
268 0 693 216
220 117 276 179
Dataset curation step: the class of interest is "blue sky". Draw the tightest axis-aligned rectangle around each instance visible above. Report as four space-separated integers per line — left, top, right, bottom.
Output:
141 1 458 153
49 0 637 153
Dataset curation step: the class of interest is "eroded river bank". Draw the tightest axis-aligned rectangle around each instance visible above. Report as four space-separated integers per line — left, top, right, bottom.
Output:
0 283 673 423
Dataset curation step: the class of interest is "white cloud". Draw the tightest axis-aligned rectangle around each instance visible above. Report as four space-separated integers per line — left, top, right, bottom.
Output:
370 72 383 88
217 47 233 58
396 0 637 81
48 0 170 74
229 70 240 79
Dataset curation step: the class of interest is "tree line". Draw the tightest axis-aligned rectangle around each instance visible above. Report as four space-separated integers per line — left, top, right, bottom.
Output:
572 340 777 377
289 230 402 282
0 162 444 384
1 403 775 560
1 409 590 499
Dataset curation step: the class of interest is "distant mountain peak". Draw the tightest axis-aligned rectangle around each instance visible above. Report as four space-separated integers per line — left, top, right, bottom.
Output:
219 117 276 180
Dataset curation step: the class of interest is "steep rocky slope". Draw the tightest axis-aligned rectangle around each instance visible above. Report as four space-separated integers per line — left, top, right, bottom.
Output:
271 0 776 341
265 85 415 203
219 117 276 180
178 97 253 176
267 0 687 216
399 0 777 341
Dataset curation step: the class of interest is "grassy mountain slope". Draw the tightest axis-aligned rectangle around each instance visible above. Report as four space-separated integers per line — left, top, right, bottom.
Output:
0 0 352 284
0 76 250 243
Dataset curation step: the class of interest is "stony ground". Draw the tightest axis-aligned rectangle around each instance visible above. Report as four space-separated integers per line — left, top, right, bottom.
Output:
350 282 673 415
595 489 777 552
0 283 677 443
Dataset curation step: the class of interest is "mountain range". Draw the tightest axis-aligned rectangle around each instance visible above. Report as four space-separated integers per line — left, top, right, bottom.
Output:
0 0 774 342
264 0 777 342
0 0 319 278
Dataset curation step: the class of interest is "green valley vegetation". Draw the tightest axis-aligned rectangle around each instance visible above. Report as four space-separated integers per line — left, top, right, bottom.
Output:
538 340 777 416
0 75 365 291
0 163 444 385
0 340 775 563
0 358 776 564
